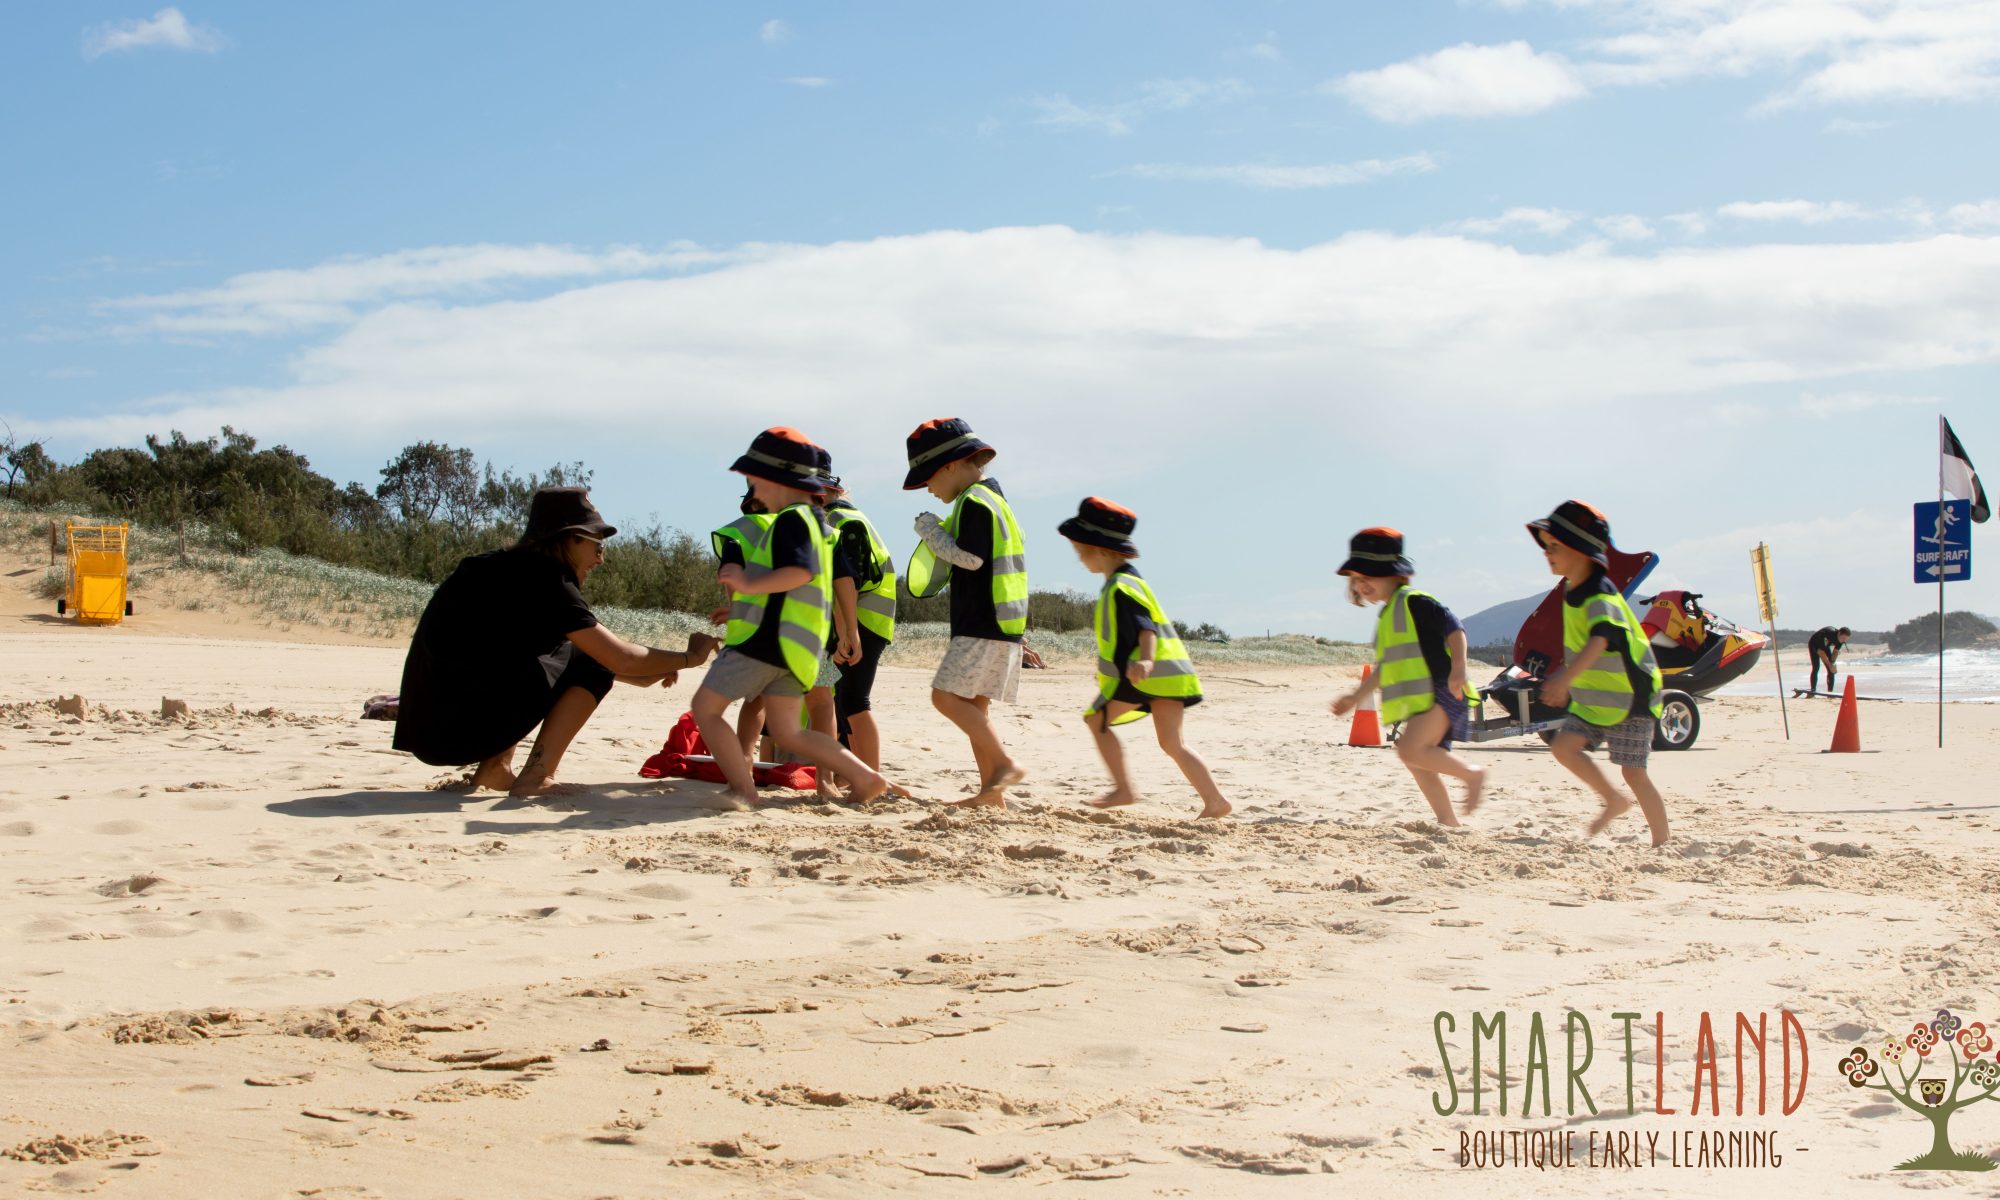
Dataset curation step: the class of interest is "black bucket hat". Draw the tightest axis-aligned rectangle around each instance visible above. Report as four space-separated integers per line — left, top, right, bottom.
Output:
1337 527 1413 578
731 426 827 495
813 446 844 495
524 486 616 541
1526 500 1612 566
903 417 994 490
1058 496 1140 557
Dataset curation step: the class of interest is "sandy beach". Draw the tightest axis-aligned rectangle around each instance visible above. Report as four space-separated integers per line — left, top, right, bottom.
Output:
5 600 2000 1197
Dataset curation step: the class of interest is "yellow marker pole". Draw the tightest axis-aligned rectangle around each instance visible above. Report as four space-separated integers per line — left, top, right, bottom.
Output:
1750 543 1789 740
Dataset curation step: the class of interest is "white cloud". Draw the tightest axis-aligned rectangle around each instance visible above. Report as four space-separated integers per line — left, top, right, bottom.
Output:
759 18 790 43
1795 390 1937 417
1717 199 1869 224
82 7 223 60
102 242 744 335
1823 117 1895 134
783 76 832 88
1341 3 2000 120
1445 206 1583 236
1120 154 1437 190
1665 211 1711 237
1327 41 1589 122
63 227 2000 460
1029 77 1249 135
1595 214 1657 240
1947 200 2000 229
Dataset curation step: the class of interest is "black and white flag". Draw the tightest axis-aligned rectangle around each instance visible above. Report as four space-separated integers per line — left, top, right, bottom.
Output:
1941 416 1990 523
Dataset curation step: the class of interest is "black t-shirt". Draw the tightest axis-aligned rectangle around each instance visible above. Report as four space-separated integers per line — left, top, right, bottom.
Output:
393 548 598 761
1809 627 1842 659
731 507 824 669
947 481 1022 643
1404 591 1464 687
1563 569 1654 716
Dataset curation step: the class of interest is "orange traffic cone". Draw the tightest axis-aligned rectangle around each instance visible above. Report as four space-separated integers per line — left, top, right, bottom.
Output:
1349 664 1385 747
1827 676 1860 753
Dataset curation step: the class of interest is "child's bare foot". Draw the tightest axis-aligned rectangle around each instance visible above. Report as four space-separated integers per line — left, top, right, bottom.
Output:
845 773 890 805
1085 789 1138 810
699 789 758 812
1198 798 1232 819
1460 765 1489 815
948 790 1007 809
1585 795 1632 837
508 775 583 799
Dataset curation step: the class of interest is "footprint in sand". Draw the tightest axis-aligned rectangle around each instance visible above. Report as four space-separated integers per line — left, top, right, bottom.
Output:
0 821 35 837
91 819 149 836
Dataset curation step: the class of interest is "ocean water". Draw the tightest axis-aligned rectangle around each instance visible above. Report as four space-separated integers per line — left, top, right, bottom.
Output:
1721 647 2000 703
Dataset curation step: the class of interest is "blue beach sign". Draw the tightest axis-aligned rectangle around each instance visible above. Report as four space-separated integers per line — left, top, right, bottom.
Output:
1914 500 1972 583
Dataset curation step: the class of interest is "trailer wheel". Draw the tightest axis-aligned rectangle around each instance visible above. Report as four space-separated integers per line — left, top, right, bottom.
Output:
1653 691 1699 750
125 600 134 616
56 598 66 615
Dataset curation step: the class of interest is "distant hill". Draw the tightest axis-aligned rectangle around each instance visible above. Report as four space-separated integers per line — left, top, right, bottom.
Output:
1461 590 1547 650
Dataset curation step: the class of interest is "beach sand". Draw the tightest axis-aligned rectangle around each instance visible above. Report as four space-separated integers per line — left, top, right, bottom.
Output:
5 604 1999 1196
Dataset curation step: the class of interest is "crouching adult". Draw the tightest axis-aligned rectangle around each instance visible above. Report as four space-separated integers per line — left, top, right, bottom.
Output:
393 487 718 795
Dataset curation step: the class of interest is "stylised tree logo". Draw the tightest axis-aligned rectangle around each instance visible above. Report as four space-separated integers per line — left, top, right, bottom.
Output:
1841 1008 2000 1172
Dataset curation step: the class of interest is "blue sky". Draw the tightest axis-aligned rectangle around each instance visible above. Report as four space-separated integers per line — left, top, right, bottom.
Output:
5 2 1999 640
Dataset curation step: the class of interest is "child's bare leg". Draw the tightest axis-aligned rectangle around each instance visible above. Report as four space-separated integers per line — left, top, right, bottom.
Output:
846 711 881 771
1084 706 1139 809
1551 731 1629 834
1621 765 1670 846
932 690 1021 807
1393 707 1483 819
735 697 765 759
511 687 598 797
1150 701 1231 819
692 687 759 808
468 745 517 791
765 695 887 803
1392 708 1459 825
807 686 842 796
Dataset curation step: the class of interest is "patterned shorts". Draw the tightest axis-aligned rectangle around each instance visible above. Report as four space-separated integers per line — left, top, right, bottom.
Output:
932 637 1022 703
1558 713 1653 768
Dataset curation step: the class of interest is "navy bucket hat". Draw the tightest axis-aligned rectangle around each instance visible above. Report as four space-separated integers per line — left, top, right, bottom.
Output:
731 427 828 495
1526 500 1612 566
1057 496 1140 557
903 417 994 491
1336 527 1414 578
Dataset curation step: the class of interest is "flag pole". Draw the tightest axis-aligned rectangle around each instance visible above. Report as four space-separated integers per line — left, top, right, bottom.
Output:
1938 415 1945 749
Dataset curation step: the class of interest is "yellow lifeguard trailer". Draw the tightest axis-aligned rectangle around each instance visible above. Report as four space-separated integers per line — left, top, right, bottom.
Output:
56 521 134 625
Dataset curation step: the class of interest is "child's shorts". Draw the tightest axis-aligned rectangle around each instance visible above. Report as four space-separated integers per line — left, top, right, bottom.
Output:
1432 685 1471 750
813 651 841 691
700 648 807 701
1557 713 1652 768
933 636 1021 703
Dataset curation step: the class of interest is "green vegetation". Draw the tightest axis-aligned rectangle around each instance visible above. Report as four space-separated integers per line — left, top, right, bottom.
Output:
1885 610 1999 654
3 425 1319 660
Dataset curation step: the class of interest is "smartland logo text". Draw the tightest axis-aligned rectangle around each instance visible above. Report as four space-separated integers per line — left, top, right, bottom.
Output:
1430 1009 1807 1170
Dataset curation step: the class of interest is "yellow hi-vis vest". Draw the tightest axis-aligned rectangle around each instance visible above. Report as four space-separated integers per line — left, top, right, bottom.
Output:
1090 569 1201 725
1562 582 1664 726
826 501 897 643
722 504 831 690
1372 586 1478 724
905 482 1028 636
711 512 774 634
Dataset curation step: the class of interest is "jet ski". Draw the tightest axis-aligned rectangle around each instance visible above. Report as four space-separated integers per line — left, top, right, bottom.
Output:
1634 590 1767 696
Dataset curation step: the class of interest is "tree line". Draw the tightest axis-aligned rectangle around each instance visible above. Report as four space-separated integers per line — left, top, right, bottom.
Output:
2 425 1227 639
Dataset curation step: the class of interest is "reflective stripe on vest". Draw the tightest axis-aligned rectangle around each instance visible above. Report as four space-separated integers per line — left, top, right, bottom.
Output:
905 483 1029 636
1372 586 1479 725
1088 570 1200 725
827 503 897 642
1561 586 1665 725
723 504 832 690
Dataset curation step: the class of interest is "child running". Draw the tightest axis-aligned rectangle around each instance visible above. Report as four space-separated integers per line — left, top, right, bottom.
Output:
822 469 897 774
708 482 773 761
689 427 888 809
1525 501 1670 846
1330 528 1488 826
1061 497 1230 819
902 418 1029 808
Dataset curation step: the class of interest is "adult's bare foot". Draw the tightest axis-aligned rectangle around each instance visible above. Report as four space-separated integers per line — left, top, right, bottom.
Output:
1585 795 1632 837
1198 798 1233 819
1085 790 1138 810
508 775 583 799
1460 765 1489 815
449 761 515 792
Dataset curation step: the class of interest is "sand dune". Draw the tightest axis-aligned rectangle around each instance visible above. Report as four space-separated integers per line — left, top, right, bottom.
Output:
5 617 1999 1195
